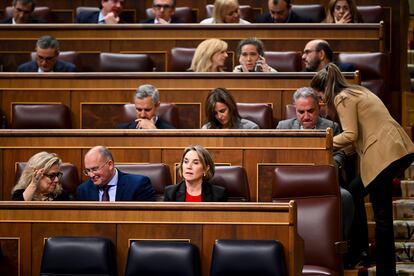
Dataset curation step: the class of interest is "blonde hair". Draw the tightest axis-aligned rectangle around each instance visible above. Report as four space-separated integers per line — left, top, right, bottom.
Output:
190 38 228 72
178 145 215 181
212 0 239 23
12 152 63 200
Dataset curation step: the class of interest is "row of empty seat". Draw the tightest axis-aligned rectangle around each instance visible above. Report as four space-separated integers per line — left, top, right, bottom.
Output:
1 4 384 24
41 237 286 276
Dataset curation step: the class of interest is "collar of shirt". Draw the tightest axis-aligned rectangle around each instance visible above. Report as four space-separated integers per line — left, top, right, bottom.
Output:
99 168 119 201
12 18 16 24
154 17 171 24
38 67 53 73
98 11 106 24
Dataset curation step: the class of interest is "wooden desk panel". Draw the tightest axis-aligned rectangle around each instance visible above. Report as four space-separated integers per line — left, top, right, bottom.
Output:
0 201 303 276
0 129 333 202
0 72 360 128
0 24 384 72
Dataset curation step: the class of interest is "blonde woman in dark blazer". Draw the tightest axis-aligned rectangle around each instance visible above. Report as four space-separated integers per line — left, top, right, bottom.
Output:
311 63 414 275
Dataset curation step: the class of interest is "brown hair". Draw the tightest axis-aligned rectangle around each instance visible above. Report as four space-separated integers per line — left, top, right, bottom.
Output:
178 145 215 181
204 87 241 129
324 0 360 23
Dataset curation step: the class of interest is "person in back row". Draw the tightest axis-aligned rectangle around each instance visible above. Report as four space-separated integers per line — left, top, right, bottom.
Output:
1 0 45 23
200 0 250 24
17 35 78 72
141 0 181 24
302 39 354 72
202 87 259 129
324 0 360 23
164 145 227 202
189 39 228 72
76 0 124 24
77 146 155 201
257 0 313 23
118 84 175 129
233 38 277 72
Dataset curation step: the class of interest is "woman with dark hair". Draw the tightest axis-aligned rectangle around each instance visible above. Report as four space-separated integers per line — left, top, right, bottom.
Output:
202 87 259 129
164 145 227 202
324 0 360 23
311 63 414 275
233 37 277 72
11 151 71 201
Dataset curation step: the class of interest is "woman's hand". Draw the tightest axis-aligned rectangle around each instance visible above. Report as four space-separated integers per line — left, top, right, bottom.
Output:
335 11 352 23
23 168 44 201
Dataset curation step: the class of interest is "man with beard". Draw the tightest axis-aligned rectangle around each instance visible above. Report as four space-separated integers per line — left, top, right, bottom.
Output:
302 39 354 72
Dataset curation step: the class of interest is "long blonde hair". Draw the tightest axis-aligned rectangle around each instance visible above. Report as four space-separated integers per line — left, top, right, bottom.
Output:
190 38 228 72
212 0 239 23
12 152 63 200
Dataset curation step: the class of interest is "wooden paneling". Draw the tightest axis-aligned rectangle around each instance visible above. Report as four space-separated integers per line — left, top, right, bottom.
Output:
0 201 302 276
0 129 333 201
0 72 360 129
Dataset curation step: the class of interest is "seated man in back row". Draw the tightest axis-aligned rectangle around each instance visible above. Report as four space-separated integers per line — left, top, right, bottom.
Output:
17 35 78 72
76 0 124 24
277 87 354 240
141 0 181 24
1 0 44 24
118 84 175 129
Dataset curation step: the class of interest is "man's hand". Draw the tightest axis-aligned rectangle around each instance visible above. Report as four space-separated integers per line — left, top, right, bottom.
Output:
104 12 120 24
135 118 157 129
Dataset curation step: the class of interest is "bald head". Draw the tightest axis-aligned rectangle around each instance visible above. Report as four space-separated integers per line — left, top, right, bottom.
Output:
84 146 115 187
302 39 333 72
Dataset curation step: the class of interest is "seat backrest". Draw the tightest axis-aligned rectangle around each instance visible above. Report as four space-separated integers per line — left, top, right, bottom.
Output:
11 104 72 129
337 52 388 97
357 5 383 23
284 104 296 120
237 103 274 129
15 162 80 200
31 51 79 68
205 4 254 22
210 240 286 276
122 103 180 129
6 6 52 23
75 6 99 19
272 165 342 274
145 6 194 23
125 240 201 276
211 166 250 202
291 4 325 23
40 236 116 276
264 51 302 72
168 47 196 71
115 163 172 201
99 52 154 72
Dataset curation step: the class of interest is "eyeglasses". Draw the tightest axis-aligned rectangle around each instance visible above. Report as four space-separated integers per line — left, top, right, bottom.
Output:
303 50 320 55
82 160 109 176
43 172 63 181
37 55 57 62
153 4 173 10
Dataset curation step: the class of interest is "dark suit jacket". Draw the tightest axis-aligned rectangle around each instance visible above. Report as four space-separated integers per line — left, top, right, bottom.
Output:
75 10 100 23
17 60 78 72
140 16 182 23
164 180 227 202
76 170 155 201
0 16 45 23
118 118 175 129
257 10 313 23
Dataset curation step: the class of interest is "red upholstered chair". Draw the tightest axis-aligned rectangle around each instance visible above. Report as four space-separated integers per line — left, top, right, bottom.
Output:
284 104 296 120
5 6 52 23
337 52 389 98
99 53 154 72
357 5 383 23
272 165 344 275
122 103 180 129
168 47 196 72
11 104 72 129
145 6 194 23
15 162 80 200
237 103 274 129
264 51 302 72
205 4 254 22
212 166 250 202
115 163 172 201
291 4 325 23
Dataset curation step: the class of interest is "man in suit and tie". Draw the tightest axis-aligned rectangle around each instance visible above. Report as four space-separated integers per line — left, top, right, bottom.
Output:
17 35 78 72
76 0 124 24
76 146 155 201
118 84 175 129
257 0 313 23
1 0 44 24
302 39 354 72
141 0 181 24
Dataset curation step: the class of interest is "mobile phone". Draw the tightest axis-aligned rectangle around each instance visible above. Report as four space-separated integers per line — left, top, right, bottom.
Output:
254 56 264 72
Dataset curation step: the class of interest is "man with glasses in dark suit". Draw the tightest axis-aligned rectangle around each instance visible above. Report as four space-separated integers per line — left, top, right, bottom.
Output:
141 0 181 24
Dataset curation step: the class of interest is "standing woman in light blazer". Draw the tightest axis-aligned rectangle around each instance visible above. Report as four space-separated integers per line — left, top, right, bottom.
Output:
311 63 414 275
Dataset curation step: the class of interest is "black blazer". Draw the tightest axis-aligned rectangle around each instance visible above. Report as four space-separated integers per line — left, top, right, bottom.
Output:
164 180 227 202
257 10 313 23
140 16 182 23
118 118 175 129
0 16 45 23
17 60 78 72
